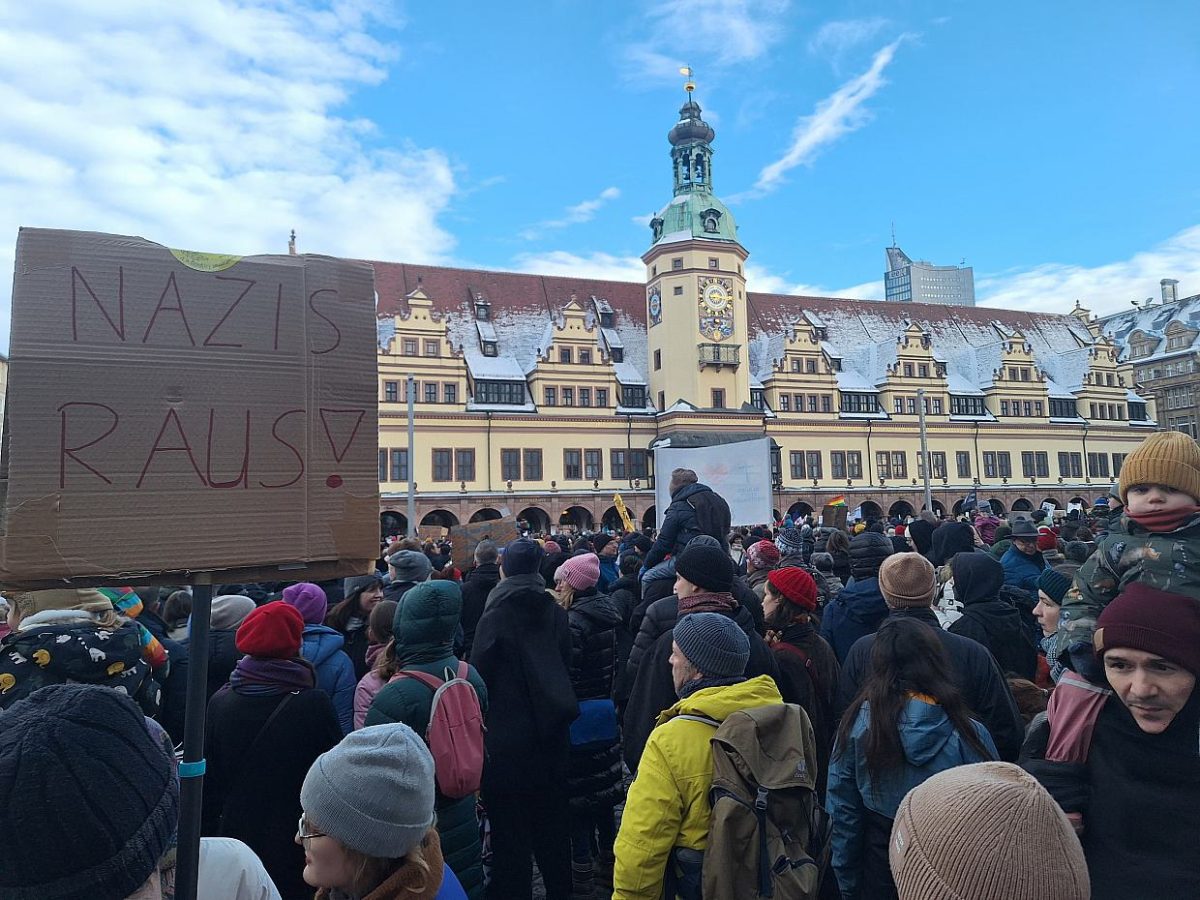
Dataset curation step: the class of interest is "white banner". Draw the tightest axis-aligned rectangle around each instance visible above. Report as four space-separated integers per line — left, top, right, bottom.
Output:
654 438 773 528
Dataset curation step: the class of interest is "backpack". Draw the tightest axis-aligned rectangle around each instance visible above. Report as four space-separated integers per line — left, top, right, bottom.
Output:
394 661 486 799
677 703 831 899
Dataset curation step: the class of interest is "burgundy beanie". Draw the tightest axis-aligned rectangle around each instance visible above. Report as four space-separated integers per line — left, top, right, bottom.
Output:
746 539 781 569
554 553 601 591
767 567 818 612
282 582 328 625
237 601 305 659
1036 532 1058 552
1095 582 1200 676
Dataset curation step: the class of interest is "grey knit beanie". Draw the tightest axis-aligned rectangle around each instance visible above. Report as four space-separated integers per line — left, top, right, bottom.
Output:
673 611 749 678
210 593 256 630
300 723 435 859
388 549 433 583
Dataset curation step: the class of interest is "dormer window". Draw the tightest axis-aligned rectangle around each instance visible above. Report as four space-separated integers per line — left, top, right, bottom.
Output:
700 207 722 234
482 341 498 357
600 311 614 328
559 347 572 364
475 303 490 322
611 348 624 363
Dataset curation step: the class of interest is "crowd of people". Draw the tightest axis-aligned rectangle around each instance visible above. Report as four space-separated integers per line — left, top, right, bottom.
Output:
0 433 1198 899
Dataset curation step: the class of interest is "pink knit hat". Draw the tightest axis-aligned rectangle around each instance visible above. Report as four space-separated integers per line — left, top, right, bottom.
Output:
554 553 601 591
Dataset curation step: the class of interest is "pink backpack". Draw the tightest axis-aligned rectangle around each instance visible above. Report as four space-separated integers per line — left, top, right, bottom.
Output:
394 661 486 799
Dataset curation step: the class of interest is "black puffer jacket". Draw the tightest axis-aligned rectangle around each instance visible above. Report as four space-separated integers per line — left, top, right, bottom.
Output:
643 482 732 568
948 552 1038 680
848 531 893 581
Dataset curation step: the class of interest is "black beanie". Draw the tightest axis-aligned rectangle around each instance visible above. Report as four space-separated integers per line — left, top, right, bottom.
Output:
675 542 735 593
502 538 544 576
0 683 179 900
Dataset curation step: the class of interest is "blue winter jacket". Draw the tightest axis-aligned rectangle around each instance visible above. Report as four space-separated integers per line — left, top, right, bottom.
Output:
1000 545 1045 596
598 555 620 594
300 624 356 734
819 577 888 663
826 697 997 899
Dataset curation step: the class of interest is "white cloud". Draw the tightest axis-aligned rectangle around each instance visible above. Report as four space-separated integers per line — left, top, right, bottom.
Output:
736 36 906 200
978 225 1200 317
510 250 645 282
745 263 880 299
519 187 621 241
0 0 459 351
620 0 790 86
808 17 890 64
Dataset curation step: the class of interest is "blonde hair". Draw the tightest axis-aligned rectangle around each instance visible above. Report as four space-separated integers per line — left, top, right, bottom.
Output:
337 828 436 897
555 583 576 610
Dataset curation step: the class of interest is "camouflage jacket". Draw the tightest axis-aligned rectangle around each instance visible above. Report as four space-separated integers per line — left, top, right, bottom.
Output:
1056 512 1200 653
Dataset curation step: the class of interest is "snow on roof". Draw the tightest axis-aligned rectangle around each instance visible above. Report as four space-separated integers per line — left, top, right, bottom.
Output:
836 370 878 392
463 351 526 381
945 371 985 396
613 361 647 385
1044 377 1076 399
476 319 498 342
377 316 396 352
802 309 825 329
601 326 624 350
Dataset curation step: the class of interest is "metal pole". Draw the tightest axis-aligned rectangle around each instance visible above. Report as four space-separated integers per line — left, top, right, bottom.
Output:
407 374 417 538
174 576 213 900
917 388 933 515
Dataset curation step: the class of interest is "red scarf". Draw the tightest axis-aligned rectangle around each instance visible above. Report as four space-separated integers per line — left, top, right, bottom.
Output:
1125 505 1200 533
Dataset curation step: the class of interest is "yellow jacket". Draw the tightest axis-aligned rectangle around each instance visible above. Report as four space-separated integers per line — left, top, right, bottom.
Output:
612 675 784 899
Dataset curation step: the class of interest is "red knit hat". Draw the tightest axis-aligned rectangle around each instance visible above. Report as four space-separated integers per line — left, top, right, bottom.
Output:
236 601 304 659
895 524 906 536
1036 532 1058 552
767 567 818 612
1095 582 1200 676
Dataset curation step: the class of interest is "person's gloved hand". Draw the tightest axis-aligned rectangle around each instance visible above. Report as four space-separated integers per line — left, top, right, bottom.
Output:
1067 640 1105 685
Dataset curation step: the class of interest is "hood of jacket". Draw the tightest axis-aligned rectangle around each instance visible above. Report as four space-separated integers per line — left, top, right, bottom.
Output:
894 696 965 766
950 551 1005 606
301 624 347 665
3 615 147 685
608 574 639 596
570 590 621 629
466 561 501 584
394 581 461 665
929 522 977 566
849 532 893 580
484 572 554 614
906 519 936 555
658 673 783 726
837 577 888 623
670 481 710 503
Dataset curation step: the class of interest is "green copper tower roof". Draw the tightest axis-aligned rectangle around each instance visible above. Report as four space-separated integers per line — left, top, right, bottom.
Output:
649 99 739 247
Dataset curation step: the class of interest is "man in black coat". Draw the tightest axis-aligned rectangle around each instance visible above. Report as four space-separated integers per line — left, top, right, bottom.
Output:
947 551 1038 680
642 468 732 569
835 551 1025 762
459 539 502 660
621 541 781 773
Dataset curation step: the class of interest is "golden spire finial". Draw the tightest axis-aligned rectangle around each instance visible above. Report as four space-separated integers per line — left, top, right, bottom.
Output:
679 65 695 95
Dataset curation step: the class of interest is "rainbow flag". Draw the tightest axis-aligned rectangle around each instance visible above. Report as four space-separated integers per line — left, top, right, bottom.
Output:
827 495 848 507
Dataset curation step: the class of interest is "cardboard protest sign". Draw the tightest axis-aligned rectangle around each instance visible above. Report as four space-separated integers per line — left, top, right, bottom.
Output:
822 505 848 530
417 525 448 541
0 228 379 587
450 515 522 571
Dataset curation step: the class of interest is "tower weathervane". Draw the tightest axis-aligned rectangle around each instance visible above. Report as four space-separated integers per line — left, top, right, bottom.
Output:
679 65 695 95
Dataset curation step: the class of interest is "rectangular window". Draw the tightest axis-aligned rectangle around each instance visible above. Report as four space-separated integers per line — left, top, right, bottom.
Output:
892 451 907 479
390 449 408 482
672 257 683 270
894 398 905 415
918 364 929 378
831 451 846 479
658 391 665 410
983 451 997 479
611 450 627 479
712 388 725 408
790 451 806 479
1050 398 1077 418
1009 367 1019 381
673 285 683 295
424 339 440 357
903 363 914 377
524 449 543 481
444 383 457 404
579 349 591 365
840 393 878 413
1022 451 1036 478
432 449 453 481
794 394 805 412
562 387 574 406
950 396 985 416
501 449 521 482
1001 400 1010 417
808 395 819 413
779 394 790 412
384 380 398 403
1112 453 1126 476
579 388 591 407
378 449 388 482
654 349 662 370
475 381 525 405
806 451 822 479
708 257 719 269
806 358 817 374
906 397 917 415
931 398 943 414
821 394 832 413
455 449 475 482
931 451 946 480
848 451 863 479
544 386 557 406
630 450 649 479
876 451 891 479
559 347 572 364
621 385 646 408
1067 452 1083 478
1023 400 1033 417
1021 367 1031 382
1036 452 1049 477
998 452 1012 478
956 451 971 478
403 338 418 356
1087 453 1110 478
584 450 603 480
563 449 582 480
596 388 608 407
791 358 801 373
425 382 438 403
1034 401 1043 417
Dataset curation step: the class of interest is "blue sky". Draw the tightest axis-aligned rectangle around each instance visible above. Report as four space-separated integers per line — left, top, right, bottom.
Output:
2 1 1199 351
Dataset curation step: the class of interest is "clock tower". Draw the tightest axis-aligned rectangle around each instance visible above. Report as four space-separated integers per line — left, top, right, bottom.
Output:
643 89 750 413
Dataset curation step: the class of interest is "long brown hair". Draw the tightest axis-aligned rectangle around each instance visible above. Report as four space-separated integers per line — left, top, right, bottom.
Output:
835 617 994 781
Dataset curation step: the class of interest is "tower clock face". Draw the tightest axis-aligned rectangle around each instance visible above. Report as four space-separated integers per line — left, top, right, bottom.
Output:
702 283 729 313
697 276 734 342
648 287 662 325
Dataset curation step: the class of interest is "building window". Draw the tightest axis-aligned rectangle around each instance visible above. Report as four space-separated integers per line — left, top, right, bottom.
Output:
672 257 683 270
611 450 627 479
1023 400 1033 417
779 394 790 412
821 394 832 413
1112 453 1127 476
563 449 582 480
403 338 418 356
673 285 684 296
424 340 440 357
806 451 822 479
750 389 766 411
579 388 591 407
444 384 457 404
950 396 985 416
806 358 817 374
544 386 557 406
983 452 997 479
1128 401 1147 420
998 452 1012 477
894 397 904 415
956 451 971 478
432 449 453 481
384 381 398 403
903 363 914 378
562 387 574 406
840 393 879 413
378 449 388 482
524 449 542 480
918 364 929 378
876 451 891 479
584 450 603 480
848 451 863 479
931 452 946 480
630 449 648 478
794 394 804 411
892 452 907 479
1021 452 1049 478
790 451 806 479
501 449 520 482
611 347 624 363
906 397 917 415
712 388 725 408
1001 400 1010 417
621 385 646 408
654 349 662 370
931 397 943 414
455 449 475 481
559 347 572 364
658 391 665 409
1057 452 1083 478
475 381 525 405
1034 401 1044 417
596 388 609 407
1021 367 1031 381
1050 398 1077 418
482 340 498 357
808 395 819 413
708 257 719 269
831 451 846 479
579 348 592 365
424 382 438 403
1087 453 1110 478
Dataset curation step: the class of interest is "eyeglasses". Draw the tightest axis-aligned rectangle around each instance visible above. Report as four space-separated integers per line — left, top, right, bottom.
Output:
297 814 326 841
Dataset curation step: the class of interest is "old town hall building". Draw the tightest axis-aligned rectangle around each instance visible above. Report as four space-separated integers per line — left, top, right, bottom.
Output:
368 95 1156 536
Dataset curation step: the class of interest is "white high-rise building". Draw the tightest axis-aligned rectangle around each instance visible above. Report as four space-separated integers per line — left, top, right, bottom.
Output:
884 244 975 306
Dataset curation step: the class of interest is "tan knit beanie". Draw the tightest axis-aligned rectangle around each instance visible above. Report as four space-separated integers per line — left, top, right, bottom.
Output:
12 588 115 619
878 552 936 608
889 762 1089 900
1117 430 1200 504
